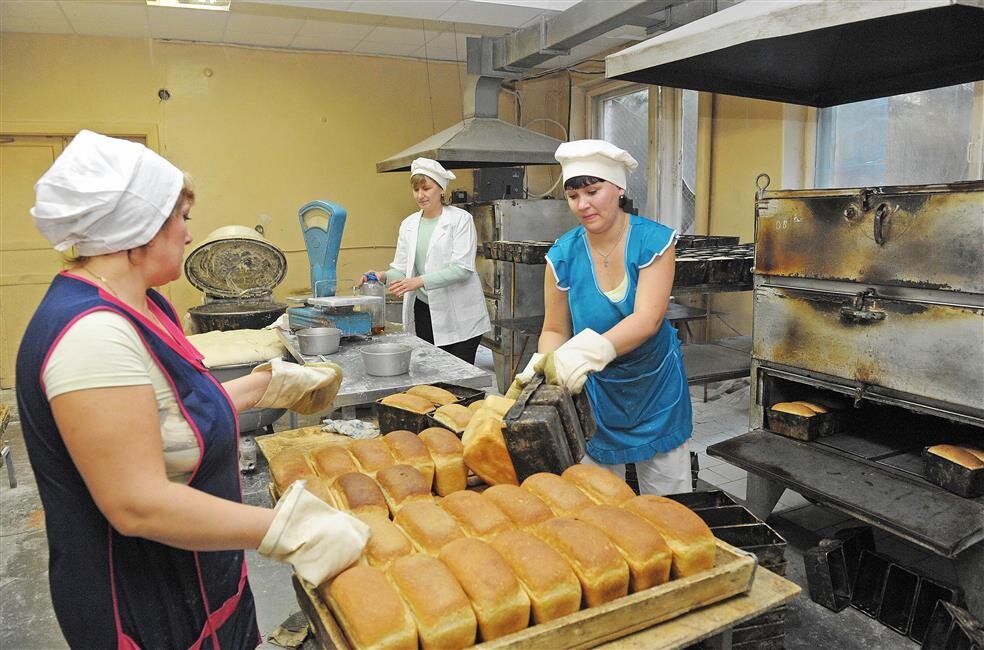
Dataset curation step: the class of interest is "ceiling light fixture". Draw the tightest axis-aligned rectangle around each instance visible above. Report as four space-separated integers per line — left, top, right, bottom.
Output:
147 0 231 11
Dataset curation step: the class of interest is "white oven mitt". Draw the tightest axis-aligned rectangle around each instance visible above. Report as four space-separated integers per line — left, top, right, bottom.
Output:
258 481 370 587
253 358 343 415
534 329 616 394
504 352 545 400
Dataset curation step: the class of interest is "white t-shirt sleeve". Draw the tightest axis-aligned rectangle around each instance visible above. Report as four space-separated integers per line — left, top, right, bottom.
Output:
43 310 154 400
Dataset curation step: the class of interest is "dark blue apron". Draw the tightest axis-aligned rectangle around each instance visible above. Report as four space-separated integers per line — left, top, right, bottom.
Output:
16 272 259 649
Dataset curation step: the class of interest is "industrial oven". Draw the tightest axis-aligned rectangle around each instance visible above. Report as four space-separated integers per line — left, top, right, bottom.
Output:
709 175 984 619
464 199 578 391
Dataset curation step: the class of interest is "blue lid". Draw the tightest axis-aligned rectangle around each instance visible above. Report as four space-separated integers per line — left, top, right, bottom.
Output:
366 272 378 282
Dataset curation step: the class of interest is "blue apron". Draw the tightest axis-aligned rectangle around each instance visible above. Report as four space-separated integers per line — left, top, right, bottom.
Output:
16 273 259 649
546 216 693 465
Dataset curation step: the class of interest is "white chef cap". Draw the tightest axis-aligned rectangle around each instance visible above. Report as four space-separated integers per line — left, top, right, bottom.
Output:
554 139 639 190
409 157 456 190
31 130 185 256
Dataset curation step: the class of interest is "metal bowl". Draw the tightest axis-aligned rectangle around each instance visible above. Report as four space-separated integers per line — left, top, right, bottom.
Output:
361 343 412 376
296 327 341 355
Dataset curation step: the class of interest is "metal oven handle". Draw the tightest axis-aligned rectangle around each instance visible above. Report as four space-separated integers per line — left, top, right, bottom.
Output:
873 203 890 245
840 289 886 324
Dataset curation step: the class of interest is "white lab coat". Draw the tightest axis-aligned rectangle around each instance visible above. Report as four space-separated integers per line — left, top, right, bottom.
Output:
392 205 491 347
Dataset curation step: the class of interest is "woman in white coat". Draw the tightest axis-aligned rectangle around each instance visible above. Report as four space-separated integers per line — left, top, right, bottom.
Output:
364 158 490 364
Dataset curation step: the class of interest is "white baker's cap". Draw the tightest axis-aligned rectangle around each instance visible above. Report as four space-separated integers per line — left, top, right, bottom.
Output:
31 130 184 256
409 157 456 190
554 139 639 189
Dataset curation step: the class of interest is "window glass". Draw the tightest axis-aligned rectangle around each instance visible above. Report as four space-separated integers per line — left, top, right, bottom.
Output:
602 88 649 217
816 83 979 187
679 89 699 234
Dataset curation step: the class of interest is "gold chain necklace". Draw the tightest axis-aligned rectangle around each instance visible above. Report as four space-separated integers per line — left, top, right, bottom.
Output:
82 268 171 337
592 215 627 268
83 268 120 297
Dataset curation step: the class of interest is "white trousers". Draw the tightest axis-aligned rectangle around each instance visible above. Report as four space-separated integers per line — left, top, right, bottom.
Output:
581 440 692 496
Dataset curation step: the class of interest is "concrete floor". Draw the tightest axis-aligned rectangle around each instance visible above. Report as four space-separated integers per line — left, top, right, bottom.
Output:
0 360 950 648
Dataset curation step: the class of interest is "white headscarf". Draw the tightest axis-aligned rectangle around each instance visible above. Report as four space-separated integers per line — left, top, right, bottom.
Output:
409 157 456 190
31 130 184 256
554 139 639 189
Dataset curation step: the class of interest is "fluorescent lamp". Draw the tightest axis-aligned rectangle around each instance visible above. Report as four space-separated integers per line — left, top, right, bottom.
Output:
147 0 231 11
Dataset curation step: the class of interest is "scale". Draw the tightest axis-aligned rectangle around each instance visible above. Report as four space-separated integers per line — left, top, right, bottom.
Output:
287 200 379 336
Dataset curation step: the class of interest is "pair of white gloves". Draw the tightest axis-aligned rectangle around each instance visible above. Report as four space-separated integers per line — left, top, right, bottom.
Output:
505 328 616 398
258 481 370 586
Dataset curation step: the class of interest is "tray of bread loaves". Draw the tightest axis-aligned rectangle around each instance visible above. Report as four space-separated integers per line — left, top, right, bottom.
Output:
377 383 486 435
262 420 757 649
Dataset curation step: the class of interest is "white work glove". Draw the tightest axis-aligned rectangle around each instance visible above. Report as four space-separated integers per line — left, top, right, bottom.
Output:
253 358 343 415
534 329 616 394
258 481 371 586
504 352 545 400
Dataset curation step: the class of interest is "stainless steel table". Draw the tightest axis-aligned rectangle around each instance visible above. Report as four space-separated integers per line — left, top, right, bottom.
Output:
279 331 496 419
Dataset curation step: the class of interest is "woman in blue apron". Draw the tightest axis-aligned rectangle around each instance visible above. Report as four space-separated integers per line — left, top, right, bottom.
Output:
17 130 369 648
508 140 693 495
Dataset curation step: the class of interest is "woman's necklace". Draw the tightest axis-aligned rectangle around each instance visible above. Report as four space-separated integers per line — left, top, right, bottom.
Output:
83 268 120 298
591 215 627 268
82 267 173 337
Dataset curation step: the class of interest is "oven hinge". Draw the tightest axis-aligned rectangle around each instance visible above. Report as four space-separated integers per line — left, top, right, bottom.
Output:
840 288 886 324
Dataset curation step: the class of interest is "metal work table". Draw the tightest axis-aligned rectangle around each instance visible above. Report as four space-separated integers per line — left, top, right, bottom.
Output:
279 331 496 417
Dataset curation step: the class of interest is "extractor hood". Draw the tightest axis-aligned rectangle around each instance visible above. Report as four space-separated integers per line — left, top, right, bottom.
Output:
606 0 984 108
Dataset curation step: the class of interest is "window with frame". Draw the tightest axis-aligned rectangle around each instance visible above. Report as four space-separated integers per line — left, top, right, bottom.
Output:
595 87 651 217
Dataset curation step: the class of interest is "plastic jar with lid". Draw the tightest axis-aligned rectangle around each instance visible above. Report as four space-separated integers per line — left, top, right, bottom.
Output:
359 272 386 335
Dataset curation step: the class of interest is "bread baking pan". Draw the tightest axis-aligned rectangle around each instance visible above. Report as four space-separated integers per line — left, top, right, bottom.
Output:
766 407 839 441
711 522 787 569
804 539 852 612
526 383 587 462
922 601 984 650
832 525 876 588
922 446 984 498
376 383 484 435
694 505 759 528
909 578 961 644
674 257 708 287
667 490 739 510
850 549 891 618
878 563 920 634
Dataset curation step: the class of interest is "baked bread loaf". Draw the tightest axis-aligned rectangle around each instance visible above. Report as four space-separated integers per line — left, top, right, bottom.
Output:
394 500 465 555
417 427 467 496
532 517 629 607
623 495 715 578
380 392 435 414
770 402 816 417
462 408 519 486
355 512 415 570
522 472 594 518
387 553 477 650
577 505 672 592
308 443 359 482
407 384 458 406
332 472 389 517
927 444 984 470
305 477 339 508
966 448 984 463
438 538 531 641
433 404 474 434
488 528 582 624
322 565 418 650
439 490 515 541
791 400 828 414
561 464 636 506
482 484 555 528
384 429 436 489
376 464 432 513
268 448 316 496
482 395 516 418
349 438 397 477
468 399 485 412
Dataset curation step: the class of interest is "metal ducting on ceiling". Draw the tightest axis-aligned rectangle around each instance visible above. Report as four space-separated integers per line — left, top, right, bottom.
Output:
606 0 984 108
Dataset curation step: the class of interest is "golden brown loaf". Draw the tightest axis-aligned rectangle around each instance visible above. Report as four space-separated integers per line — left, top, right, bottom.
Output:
355 512 415 571
482 395 517 418
417 427 468 496
561 465 636 506
532 517 629 607
307 443 358 482
488 528 582 624
461 408 519 486
791 400 829 414
438 538 531 641
433 404 474 434
348 438 397 477
482 484 555 529
468 399 485 412
439 490 515 541
394 500 466 556
380 392 435 414
322 565 418 650
332 472 389 517
383 429 436 489
268 448 316 495
304 477 338 508
576 505 672 592
623 495 715 578
770 402 816 417
927 444 984 470
406 384 459 406
522 472 594 518
966 448 984 463
387 554 477 650
376 464 433 514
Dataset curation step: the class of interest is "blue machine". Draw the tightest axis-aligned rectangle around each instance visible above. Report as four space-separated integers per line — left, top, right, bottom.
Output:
287 200 373 336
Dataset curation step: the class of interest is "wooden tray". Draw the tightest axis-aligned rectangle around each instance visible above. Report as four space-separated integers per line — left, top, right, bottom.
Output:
294 538 756 650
